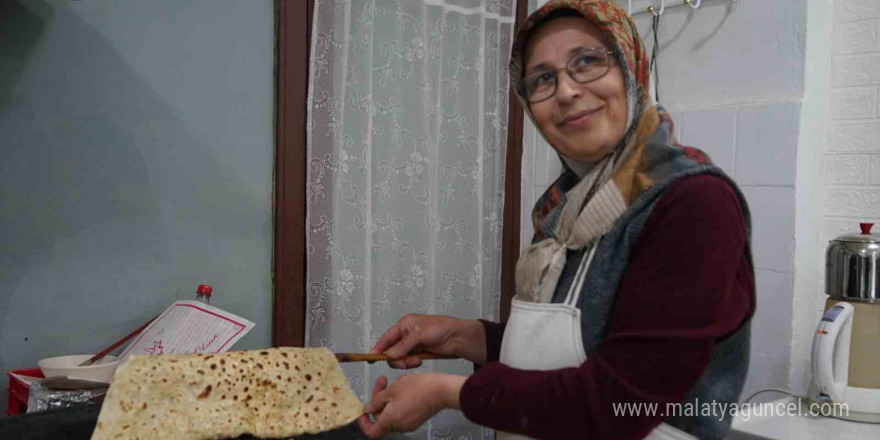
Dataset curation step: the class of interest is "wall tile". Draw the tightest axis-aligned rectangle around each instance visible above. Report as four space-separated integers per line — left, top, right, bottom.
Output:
740 187 796 272
824 186 880 217
520 183 535 252
532 128 550 187
827 122 880 152
751 270 794 356
520 116 536 246
669 110 683 144
870 155 880 184
837 0 880 23
523 118 538 185
834 20 880 55
541 142 563 188
680 107 736 176
741 352 790 404
820 218 877 246
824 154 870 184
735 103 800 186
833 54 880 87
831 87 877 119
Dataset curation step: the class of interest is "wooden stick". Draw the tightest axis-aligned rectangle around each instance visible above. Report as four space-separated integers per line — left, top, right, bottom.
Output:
334 352 457 363
78 315 158 366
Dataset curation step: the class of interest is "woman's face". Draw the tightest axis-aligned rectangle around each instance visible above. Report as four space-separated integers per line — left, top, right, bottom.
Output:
524 17 628 164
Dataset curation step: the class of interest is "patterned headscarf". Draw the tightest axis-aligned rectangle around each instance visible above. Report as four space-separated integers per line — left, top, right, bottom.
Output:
512 0 712 302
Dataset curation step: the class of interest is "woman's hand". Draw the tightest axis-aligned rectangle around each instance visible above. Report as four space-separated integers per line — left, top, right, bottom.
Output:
371 314 487 368
358 373 467 439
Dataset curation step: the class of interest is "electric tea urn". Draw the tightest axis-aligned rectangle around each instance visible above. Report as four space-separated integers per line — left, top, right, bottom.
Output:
811 223 880 423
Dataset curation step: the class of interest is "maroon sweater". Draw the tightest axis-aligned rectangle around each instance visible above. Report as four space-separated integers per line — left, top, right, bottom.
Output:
459 175 754 440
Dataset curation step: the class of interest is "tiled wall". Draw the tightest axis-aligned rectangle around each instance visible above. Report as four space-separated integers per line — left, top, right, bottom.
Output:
825 0 880 243
522 0 808 402
815 0 880 369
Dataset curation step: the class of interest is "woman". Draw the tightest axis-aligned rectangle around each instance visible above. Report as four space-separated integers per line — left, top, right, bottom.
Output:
358 1 754 439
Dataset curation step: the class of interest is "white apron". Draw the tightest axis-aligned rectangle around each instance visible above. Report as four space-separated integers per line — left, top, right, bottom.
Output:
497 243 697 440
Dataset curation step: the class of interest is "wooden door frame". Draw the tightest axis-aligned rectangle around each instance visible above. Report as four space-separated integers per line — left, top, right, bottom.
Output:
272 0 527 347
500 0 528 322
272 0 314 347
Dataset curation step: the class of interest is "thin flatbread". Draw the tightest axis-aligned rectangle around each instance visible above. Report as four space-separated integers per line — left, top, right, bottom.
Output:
90 347 363 440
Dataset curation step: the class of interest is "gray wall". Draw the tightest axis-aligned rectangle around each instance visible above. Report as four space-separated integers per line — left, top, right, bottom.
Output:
0 0 274 415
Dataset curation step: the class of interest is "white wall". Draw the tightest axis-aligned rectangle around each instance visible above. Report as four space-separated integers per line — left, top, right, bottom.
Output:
521 0 808 402
791 0 880 397
0 0 274 415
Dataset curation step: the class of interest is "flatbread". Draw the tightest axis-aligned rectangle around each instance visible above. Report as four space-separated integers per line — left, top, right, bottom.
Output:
90 347 363 440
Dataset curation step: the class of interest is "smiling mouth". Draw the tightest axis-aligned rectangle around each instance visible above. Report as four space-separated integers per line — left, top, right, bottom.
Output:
560 108 602 128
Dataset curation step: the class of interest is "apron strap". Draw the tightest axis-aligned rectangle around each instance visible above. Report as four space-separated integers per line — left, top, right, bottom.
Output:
563 237 602 307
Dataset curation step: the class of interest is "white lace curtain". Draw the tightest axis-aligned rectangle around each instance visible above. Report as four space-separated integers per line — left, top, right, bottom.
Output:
305 0 516 438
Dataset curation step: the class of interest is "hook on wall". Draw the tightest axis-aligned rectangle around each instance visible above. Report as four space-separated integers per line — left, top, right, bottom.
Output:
647 0 666 16
684 0 702 8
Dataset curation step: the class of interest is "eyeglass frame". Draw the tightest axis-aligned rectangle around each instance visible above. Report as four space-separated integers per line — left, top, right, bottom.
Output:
518 46 617 104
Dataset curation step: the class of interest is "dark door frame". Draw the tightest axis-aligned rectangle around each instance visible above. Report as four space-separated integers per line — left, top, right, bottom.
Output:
272 0 527 347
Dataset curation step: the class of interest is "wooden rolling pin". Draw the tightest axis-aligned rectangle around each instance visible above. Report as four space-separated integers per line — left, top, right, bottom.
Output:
335 352 457 363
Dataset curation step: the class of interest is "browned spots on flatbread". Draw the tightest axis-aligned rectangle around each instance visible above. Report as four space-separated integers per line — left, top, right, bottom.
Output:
93 348 363 439
197 385 212 400
123 425 130 430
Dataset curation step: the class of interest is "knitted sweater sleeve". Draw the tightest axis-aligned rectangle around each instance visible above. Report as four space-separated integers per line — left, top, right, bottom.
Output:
460 174 754 440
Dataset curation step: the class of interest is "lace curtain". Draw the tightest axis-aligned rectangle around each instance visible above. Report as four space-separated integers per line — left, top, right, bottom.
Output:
305 1 516 438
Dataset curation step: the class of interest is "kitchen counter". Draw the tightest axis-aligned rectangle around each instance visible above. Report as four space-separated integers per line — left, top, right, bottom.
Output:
729 397 879 440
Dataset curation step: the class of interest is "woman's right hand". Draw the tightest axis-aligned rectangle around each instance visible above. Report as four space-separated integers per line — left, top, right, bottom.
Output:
371 314 486 369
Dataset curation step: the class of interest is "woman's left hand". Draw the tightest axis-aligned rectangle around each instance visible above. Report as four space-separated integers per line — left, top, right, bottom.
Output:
358 373 467 439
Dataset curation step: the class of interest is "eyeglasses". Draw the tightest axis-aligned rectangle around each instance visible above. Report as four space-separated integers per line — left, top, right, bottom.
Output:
519 47 615 103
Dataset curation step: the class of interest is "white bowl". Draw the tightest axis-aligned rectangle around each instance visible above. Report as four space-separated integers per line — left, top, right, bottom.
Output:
38 355 120 384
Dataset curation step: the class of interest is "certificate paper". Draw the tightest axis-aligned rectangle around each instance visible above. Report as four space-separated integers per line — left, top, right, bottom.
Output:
119 301 255 363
